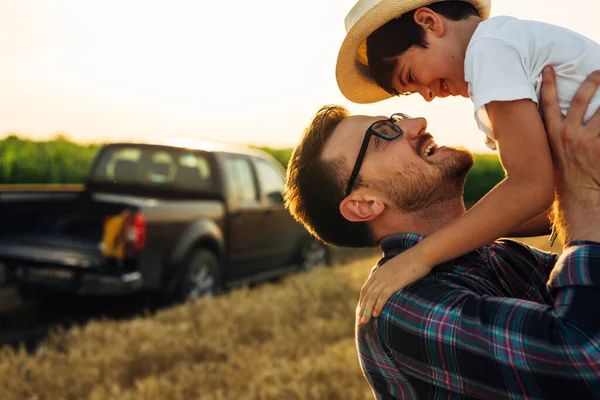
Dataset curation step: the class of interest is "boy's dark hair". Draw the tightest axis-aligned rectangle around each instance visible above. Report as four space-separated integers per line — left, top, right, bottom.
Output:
284 105 375 248
367 1 480 95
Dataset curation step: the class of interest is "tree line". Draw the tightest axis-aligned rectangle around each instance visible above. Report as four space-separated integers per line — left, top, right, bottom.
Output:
0 136 504 204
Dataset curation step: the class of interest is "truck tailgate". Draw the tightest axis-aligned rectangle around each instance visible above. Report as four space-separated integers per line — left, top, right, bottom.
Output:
0 235 103 269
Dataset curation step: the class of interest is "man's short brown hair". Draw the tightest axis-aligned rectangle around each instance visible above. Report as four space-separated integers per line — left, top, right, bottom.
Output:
285 105 375 248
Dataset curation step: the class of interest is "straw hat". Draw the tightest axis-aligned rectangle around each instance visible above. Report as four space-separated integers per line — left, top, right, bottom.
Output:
336 0 491 104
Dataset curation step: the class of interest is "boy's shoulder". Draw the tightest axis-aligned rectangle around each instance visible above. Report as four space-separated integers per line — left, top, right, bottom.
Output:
471 15 579 45
472 15 529 42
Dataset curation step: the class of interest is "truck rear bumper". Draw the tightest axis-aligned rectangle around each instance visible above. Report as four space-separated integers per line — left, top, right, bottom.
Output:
80 271 143 295
0 236 144 296
9 267 143 296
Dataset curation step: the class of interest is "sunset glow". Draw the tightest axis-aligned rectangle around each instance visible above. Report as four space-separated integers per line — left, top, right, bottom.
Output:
1 0 598 153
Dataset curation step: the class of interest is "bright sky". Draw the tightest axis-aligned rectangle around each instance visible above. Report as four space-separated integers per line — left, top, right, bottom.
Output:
1 0 599 152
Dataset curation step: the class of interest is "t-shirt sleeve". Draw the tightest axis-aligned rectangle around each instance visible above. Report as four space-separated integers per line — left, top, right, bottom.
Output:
465 37 538 144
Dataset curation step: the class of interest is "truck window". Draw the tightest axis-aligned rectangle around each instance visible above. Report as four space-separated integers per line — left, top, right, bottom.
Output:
99 147 143 182
91 146 213 192
223 156 257 203
254 158 285 204
148 151 176 183
175 153 212 190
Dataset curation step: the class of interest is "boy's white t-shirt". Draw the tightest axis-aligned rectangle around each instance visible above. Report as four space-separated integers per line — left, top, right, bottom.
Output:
464 16 600 150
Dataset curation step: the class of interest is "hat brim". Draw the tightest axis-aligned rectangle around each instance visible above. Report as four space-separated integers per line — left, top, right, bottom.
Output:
336 0 491 104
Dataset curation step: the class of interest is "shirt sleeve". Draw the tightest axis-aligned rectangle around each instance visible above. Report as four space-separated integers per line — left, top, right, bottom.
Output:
376 241 600 399
529 244 559 277
465 37 538 143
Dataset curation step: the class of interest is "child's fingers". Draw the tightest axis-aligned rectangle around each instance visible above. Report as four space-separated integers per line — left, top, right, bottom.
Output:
360 285 383 324
359 303 371 324
360 291 375 323
360 273 377 302
359 277 378 314
372 287 395 318
358 289 372 323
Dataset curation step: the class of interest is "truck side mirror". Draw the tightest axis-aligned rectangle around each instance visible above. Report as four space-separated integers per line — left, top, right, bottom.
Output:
267 191 284 204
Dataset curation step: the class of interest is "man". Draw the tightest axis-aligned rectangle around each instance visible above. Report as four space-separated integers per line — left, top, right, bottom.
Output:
284 67 600 399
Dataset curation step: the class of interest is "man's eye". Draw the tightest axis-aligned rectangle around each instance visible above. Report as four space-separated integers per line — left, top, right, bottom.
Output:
373 136 383 148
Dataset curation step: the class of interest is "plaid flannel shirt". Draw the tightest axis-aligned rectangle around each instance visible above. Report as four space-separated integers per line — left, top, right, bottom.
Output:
357 233 600 399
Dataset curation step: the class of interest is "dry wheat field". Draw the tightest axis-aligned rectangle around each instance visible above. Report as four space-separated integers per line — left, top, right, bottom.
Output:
0 237 560 400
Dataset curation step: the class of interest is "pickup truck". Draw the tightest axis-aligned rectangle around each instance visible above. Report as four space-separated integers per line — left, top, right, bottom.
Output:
0 139 330 303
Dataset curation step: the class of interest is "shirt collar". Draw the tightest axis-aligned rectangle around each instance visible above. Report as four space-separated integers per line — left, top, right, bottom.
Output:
379 232 426 254
378 232 481 272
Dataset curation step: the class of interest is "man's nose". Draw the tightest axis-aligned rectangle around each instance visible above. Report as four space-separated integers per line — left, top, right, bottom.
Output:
402 117 428 139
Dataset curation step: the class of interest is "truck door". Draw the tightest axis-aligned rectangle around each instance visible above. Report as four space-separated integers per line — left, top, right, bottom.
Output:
221 154 267 277
252 156 299 268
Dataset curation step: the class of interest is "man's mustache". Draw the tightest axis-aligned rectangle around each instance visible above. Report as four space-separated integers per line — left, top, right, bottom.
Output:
416 133 434 156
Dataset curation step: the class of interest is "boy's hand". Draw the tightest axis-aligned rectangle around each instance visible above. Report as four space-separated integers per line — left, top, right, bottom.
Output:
358 248 432 324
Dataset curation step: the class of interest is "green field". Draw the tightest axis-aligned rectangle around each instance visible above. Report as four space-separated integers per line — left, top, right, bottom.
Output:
0 136 504 205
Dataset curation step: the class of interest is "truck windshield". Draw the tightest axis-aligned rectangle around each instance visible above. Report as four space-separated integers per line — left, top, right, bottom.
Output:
90 145 213 192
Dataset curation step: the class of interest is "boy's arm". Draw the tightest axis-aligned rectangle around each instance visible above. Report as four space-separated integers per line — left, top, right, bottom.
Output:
359 99 554 322
420 98 555 261
505 207 552 238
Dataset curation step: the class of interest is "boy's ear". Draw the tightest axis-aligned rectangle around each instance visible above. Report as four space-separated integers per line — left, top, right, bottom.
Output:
413 7 445 37
340 192 386 223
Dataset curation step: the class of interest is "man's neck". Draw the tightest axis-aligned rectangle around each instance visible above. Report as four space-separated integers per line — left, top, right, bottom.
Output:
373 197 466 240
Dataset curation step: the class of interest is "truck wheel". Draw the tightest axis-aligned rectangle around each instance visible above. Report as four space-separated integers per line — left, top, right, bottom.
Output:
298 237 331 271
176 248 220 303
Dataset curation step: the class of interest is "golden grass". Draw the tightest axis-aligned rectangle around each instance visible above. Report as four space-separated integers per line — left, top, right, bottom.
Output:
0 237 559 400
0 257 376 400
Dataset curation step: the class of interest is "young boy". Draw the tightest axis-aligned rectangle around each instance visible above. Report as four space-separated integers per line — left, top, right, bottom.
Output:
335 0 600 323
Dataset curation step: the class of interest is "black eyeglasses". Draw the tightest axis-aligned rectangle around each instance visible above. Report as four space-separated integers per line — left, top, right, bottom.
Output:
345 112 411 196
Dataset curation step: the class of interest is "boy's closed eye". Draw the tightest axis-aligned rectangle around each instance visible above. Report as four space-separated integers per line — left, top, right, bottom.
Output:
394 68 417 96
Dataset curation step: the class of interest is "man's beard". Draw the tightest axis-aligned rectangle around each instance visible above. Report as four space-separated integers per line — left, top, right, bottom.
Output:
371 146 473 214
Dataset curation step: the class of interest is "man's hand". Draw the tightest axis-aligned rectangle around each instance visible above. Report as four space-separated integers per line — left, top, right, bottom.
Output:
358 247 432 324
540 66 600 243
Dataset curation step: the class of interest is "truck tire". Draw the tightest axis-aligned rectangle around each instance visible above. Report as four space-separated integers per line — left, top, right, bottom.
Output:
298 237 331 271
173 248 221 303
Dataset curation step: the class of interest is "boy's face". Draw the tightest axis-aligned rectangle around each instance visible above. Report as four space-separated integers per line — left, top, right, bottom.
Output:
388 33 468 101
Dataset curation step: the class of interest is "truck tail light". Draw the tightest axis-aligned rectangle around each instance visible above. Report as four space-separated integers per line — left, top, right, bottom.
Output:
125 211 146 257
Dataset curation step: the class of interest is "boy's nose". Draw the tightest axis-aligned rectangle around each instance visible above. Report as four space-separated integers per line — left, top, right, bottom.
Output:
418 87 434 102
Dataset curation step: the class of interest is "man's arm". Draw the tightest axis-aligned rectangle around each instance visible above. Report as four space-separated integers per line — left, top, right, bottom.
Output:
540 66 600 244
371 259 600 399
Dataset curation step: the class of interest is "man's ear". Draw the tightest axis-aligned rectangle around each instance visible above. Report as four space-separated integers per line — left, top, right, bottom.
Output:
413 7 445 37
340 193 386 223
